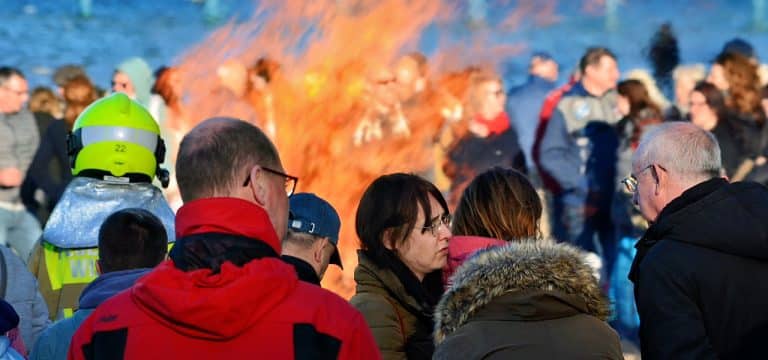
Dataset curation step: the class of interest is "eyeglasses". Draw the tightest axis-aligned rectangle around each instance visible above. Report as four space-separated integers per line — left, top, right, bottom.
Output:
242 166 299 196
422 213 452 237
621 164 662 193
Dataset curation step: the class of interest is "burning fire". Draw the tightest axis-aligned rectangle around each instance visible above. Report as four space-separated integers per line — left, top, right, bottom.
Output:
170 0 571 297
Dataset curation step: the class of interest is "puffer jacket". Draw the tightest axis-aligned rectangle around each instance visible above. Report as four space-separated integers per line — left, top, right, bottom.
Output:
434 241 623 359
350 251 435 360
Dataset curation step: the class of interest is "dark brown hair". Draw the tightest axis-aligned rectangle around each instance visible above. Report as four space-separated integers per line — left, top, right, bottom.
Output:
63 75 97 126
715 52 764 125
451 167 541 241
152 67 180 111
355 173 448 267
98 208 167 273
618 79 663 145
579 47 617 74
694 81 728 120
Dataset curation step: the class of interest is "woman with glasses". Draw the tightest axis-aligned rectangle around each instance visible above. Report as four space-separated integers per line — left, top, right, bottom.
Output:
443 70 526 207
350 173 450 360
433 167 623 360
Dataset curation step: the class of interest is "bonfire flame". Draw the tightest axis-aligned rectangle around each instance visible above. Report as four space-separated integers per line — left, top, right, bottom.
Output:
172 0 550 297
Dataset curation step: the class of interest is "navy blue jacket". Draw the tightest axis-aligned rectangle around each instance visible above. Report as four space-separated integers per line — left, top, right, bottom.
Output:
539 82 621 194
506 76 556 169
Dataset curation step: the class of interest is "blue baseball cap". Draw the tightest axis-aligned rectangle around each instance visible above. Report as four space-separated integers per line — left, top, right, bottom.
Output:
288 193 342 268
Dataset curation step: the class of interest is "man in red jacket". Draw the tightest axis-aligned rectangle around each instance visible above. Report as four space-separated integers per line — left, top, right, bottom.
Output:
68 117 380 359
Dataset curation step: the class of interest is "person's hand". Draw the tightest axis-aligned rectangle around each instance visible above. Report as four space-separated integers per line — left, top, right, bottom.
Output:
0 168 23 187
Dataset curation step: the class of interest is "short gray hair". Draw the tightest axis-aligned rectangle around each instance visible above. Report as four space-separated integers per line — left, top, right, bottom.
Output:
283 229 321 249
633 122 721 182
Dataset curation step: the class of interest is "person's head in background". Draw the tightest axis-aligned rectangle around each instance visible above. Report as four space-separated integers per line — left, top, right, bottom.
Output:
672 64 706 114
62 75 98 129
529 52 558 82
464 70 506 137
282 193 343 281
52 64 88 97
153 66 182 110
689 81 728 132
394 52 429 102
579 47 620 96
28 86 62 119
97 208 168 274
113 57 154 107
707 52 764 124
452 167 541 241
0 67 29 115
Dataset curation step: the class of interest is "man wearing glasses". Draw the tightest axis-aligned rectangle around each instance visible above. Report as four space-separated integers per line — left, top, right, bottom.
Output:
627 122 768 359
68 117 379 359
0 67 41 263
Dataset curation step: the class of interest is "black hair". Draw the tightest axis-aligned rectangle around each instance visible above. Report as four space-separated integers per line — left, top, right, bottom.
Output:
98 208 168 273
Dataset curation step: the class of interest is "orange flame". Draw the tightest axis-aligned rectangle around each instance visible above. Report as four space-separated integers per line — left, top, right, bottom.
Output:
170 0 553 298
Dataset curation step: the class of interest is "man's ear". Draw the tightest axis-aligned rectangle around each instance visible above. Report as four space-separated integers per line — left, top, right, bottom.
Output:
96 260 103 275
313 238 329 263
247 166 269 206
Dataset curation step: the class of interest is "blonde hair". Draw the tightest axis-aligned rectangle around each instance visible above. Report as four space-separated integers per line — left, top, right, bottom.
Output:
463 69 501 121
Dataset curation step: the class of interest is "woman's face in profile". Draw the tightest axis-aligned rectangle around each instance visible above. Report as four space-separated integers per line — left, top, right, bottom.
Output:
392 194 451 280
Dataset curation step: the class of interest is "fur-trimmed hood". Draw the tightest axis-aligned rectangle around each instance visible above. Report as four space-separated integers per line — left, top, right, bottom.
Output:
434 240 611 344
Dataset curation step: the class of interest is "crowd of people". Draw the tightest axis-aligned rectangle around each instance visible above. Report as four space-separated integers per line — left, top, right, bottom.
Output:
0 22 767 359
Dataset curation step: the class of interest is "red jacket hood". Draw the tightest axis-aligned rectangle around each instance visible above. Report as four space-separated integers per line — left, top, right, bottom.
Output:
131 197 295 340
132 258 298 340
175 197 281 253
444 235 507 285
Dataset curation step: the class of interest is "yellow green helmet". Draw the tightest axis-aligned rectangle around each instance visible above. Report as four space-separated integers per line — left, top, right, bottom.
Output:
67 93 167 185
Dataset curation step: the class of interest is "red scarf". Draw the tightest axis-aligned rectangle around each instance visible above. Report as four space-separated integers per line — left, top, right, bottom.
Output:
476 112 510 135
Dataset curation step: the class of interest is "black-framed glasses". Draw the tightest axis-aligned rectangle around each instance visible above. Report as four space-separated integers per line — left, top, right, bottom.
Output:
242 166 299 196
621 164 663 193
422 213 452 237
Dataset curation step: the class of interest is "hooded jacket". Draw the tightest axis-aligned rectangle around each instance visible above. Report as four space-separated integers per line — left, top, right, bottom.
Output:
630 178 768 360
434 241 623 360
67 198 379 359
115 57 154 109
30 269 151 360
443 235 506 285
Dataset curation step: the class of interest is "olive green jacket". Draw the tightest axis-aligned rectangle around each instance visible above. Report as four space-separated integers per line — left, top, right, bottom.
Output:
349 251 434 360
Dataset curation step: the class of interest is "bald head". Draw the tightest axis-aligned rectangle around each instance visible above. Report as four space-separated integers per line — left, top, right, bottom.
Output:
176 117 281 202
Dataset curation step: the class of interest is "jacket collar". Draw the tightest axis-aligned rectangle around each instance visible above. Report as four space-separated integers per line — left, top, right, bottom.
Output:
629 178 727 282
281 255 320 285
434 240 610 344
176 197 281 253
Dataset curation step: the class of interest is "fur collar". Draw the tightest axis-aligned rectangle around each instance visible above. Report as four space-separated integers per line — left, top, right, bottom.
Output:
433 240 610 344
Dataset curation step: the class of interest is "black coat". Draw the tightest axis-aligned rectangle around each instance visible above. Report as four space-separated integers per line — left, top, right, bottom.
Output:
630 178 768 360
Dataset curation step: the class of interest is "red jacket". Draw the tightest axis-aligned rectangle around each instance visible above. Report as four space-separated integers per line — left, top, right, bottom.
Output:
67 198 380 359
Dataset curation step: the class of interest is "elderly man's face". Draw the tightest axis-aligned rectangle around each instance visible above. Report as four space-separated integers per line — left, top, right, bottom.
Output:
631 163 663 222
